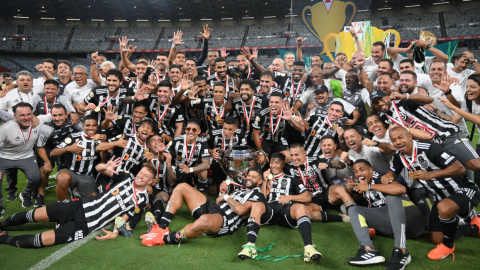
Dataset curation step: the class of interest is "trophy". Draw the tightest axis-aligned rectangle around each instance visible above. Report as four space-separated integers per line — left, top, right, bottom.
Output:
413 30 437 68
218 146 267 187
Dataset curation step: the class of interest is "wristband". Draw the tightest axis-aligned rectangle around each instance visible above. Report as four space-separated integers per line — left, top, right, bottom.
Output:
171 43 177 49
113 230 119 234
189 168 193 173
223 194 230 201
445 89 452 96
374 140 379 147
405 93 410 100
368 184 372 191
131 96 136 102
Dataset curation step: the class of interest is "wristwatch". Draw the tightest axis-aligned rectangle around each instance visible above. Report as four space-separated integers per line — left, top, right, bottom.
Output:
373 140 380 147
427 44 432 49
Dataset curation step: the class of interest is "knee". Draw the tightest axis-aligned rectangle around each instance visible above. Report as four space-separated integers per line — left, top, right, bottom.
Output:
193 216 212 232
436 201 457 219
56 172 71 186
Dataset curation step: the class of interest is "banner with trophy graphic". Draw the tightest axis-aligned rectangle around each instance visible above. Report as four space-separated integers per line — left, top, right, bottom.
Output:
302 0 357 62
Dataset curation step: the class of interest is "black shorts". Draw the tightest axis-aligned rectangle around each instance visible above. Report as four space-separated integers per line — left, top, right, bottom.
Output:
36 148 59 168
429 186 480 232
209 162 227 186
264 202 297 228
310 186 334 208
46 200 90 245
149 187 169 202
174 170 196 187
261 138 288 156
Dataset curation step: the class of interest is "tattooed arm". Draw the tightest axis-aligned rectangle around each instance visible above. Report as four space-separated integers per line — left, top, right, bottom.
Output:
192 157 211 172
329 160 346 169
166 166 176 186
225 199 254 216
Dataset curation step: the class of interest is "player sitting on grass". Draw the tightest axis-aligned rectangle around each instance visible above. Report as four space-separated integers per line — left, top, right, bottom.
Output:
0 159 155 248
140 168 266 246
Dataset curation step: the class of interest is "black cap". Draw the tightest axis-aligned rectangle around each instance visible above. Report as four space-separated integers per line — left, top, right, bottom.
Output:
314 84 328 94
370 90 387 102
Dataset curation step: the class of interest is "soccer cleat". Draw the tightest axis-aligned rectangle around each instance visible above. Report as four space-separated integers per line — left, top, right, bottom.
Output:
0 232 10 244
115 217 133 238
369 228 376 237
145 212 157 233
7 192 17 202
0 206 5 219
238 242 257 260
427 243 455 261
304 244 322 262
341 214 351 223
34 194 45 208
19 192 33 208
469 216 480 236
140 225 169 240
385 248 411 270
348 246 385 266
141 231 166 246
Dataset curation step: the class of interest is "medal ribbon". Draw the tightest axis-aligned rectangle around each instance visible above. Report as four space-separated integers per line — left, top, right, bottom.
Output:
97 92 119 110
270 111 282 138
44 96 56 114
184 137 196 165
242 98 255 128
325 117 334 128
274 173 285 178
246 66 252 79
291 78 301 100
136 135 147 149
222 132 234 150
131 181 145 209
387 102 407 127
216 74 229 92
157 99 171 125
297 159 309 186
156 69 167 82
18 124 33 146
400 143 417 172
213 101 225 119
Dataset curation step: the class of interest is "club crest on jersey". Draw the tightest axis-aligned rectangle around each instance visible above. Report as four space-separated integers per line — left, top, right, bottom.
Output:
112 189 119 195
418 154 428 168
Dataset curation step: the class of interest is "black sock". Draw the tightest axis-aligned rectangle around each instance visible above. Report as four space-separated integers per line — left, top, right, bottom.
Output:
440 216 458 248
5 234 43 248
455 224 479 240
320 211 343 223
297 216 312 246
0 209 36 229
163 229 187 244
159 212 174 229
152 196 165 224
247 222 261 244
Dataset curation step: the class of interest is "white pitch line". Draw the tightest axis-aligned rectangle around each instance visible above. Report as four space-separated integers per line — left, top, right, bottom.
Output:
28 226 110 270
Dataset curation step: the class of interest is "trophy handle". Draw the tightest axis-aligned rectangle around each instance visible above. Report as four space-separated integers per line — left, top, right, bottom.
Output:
323 33 338 62
345 2 357 27
217 149 231 178
301 6 320 41
254 150 268 169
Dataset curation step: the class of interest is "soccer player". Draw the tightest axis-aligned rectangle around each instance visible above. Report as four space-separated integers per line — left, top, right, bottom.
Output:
342 70 370 136
384 127 480 261
0 102 51 208
232 47 261 80
319 135 355 186
0 164 155 248
36 104 84 207
198 50 219 77
154 52 170 82
100 102 149 137
32 79 79 123
237 153 322 262
274 60 307 107
56 60 73 95
254 70 283 107
346 159 424 269
206 57 236 94
164 119 210 189
50 116 101 202
207 116 246 195
32 59 57 94
140 168 266 246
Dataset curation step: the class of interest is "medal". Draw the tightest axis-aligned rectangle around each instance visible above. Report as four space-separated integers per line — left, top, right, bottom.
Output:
95 92 119 112
242 98 255 131
270 110 283 138
134 208 140 213
196 99 201 104
94 134 99 140
409 171 415 179
158 123 162 128
117 116 122 119
131 181 145 214
268 174 273 180
215 116 220 120
94 107 100 112
333 124 338 130
213 100 225 120
247 126 250 130
144 148 150 154
157 98 171 129
156 177 160 183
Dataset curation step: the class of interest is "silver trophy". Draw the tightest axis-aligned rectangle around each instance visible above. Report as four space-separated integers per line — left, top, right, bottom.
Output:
218 146 267 186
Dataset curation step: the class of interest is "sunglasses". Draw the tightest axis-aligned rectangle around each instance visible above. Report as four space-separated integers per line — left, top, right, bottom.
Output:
185 127 198 132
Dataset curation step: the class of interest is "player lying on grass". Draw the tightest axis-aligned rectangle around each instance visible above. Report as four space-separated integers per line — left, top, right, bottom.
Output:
0 159 155 248
140 167 266 246
237 152 322 262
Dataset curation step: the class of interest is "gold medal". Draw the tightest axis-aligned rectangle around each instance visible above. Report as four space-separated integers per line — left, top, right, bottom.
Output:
156 178 160 183
94 107 100 112
215 116 220 120
196 99 201 104
247 126 250 130
158 123 162 129
333 124 338 130
117 116 122 119
409 171 415 179
268 174 273 180
144 148 150 154
134 207 140 213
94 134 99 140
143 94 149 98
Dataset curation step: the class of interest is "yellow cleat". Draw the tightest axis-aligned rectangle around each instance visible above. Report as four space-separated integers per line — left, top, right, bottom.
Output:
238 242 258 260
304 244 322 262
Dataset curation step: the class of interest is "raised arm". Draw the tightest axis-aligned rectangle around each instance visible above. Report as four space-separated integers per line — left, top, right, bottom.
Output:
196 25 211 66
296 37 304 61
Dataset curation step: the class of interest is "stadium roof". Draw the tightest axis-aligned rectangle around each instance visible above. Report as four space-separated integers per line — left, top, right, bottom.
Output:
1 0 478 23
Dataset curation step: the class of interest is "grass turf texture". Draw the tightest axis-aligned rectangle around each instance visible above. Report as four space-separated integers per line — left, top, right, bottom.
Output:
1 124 480 269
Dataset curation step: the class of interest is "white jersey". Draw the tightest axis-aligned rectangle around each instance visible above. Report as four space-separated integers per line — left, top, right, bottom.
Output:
348 145 390 174
394 54 434 74
33 77 46 95
0 89 35 114
0 115 51 160
63 79 97 105
447 68 475 93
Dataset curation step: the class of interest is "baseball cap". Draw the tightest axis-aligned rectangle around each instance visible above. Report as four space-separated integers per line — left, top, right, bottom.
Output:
314 84 328 94
370 90 387 102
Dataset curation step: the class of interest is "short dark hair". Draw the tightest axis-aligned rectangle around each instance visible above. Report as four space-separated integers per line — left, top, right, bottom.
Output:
270 152 286 163
330 101 344 110
290 142 305 150
44 79 59 88
214 57 227 66
249 167 263 179
379 59 394 69
185 58 196 64
378 72 393 80
186 118 201 128
208 50 220 56
193 75 207 83
43 58 58 70
98 54 106 59
142 164 157 178
353 159 372 168
157 52 168 58
169 64 182 72
3 73 11 78
83 115 98 123
270 92 283 99
58 60 72 70
401 70 417 81
213 82 226 91
158 80 173 89
224 116 237 125
320 135 336 144
468 74 480 86
293 60 306 67
260 70 274 80
106 69 123 81
133 101 148 111
176 51 186 56
51 103 67 113
432 59 446 68
399 59 414 68
372 41 385 51
13 102 33 114
139 118 155 131
238 79 256 91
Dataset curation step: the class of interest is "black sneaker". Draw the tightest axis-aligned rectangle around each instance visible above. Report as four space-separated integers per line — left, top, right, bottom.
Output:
19 192 33 208
348 246 386 266
6 192 16 201
0 206 6 219
34 194 45 208
385 248 411 270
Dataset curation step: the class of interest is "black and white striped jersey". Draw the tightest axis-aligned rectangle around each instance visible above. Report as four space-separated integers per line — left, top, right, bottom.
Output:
82 173 149 233
252 108 287 143
147 97 184 137
32 93 76 116
284 157 330 197
379 100 458 144
206 74 236 95
274 73 306 106
110 116 154 137
56 77 72 96
151 158 172 194
165 134 210 167
83 86 134 123
232 96 263 141
55 132 100 175
390 140 477 201
362 171 388 208
267 174 308 203
304 114 341 157
190 98 228 133
228 65 261 80
107 134 147 174
255 87 283 108
37 118 83 150
310 97 356 117
342 89 368 131
206 128 247 150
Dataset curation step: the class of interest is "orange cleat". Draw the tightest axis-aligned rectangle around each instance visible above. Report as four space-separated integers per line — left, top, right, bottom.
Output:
369 228 376 237
140 225 169 240
142 233 166 246
427 243 455 261
469 216 480 236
